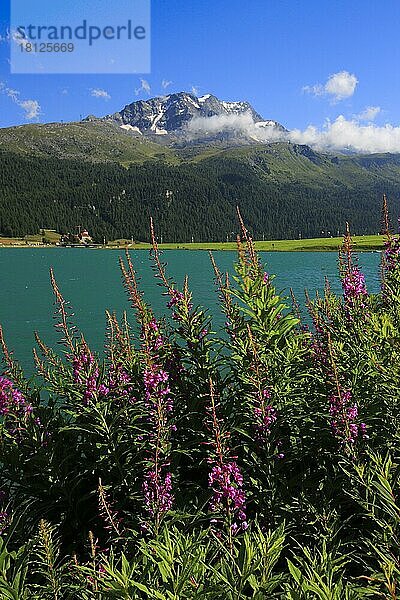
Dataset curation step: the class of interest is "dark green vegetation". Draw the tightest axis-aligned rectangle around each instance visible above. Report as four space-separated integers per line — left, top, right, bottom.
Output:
1 121 400 242
1 209 400 597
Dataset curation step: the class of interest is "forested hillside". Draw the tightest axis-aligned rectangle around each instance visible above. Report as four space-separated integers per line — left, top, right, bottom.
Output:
1 133 400 242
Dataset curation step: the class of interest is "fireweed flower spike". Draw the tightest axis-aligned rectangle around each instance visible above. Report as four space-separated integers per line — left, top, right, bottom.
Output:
0 326 14 374
339 223 368 315
119 250 150 327
121 251 175 532
141 326 174 531
210 252 239 340
0 376 34 440
327 333 367 449
150 217 194 320
106 362 133 399
236 206 259 272
98 478 123 539
70 340 111 403
104 311 135 377
120 250 174 532
35 272 109 403
50 268 77 352
246 325 278 445
102 314 135 401
253 390 277 442
206 379 247 542
150 217 173 291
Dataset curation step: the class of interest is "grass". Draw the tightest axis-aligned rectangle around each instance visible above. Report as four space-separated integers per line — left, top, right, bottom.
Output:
0 122 180 166
0 234 384 251
0 230 61 246
129 234 384 252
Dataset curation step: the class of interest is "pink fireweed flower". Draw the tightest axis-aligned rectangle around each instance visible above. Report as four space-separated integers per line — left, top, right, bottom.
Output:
206 380 247 534
143 365 172 411
166 290 184 308
329 388 367 445
106 363 135 401
143 362 170 401
143 318 164 350
148 318 159 331
209 461 248 532
143 470 173 519
72 352 95 385
339 223 368 314
0 376 30 416
341 267 368 310
166 288 193 320
98 384 110 396
71 350 114 403
0 376 34 440
141 318 175 527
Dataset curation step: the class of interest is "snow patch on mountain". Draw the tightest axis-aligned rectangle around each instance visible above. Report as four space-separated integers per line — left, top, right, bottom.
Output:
120 124 142 134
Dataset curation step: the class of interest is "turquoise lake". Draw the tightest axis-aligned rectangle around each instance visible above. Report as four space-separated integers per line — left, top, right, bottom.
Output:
0 249 381 372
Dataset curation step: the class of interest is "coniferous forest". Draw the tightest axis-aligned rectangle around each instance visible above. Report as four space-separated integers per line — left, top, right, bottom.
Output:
2 143 400 242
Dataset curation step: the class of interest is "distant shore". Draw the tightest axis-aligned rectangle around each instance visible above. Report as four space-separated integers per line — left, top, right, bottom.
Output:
0 234 384 252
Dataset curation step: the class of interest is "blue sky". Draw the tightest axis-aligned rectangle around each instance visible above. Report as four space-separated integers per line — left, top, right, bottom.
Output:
0 0 399 145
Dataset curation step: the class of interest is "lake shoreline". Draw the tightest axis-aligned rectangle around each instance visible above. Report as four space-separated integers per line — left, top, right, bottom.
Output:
0 234 384 253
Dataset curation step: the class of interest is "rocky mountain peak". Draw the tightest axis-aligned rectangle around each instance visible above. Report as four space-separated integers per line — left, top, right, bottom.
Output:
100 91 284 137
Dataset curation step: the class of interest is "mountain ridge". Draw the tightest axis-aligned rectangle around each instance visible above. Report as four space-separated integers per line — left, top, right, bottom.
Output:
84 91 286 142
1 91 400 242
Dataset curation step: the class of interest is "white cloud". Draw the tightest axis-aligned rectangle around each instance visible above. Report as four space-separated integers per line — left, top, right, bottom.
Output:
90 88 111 100
303 70 358 101
0 82 41 120
3 86 19 102
190 85 199 96
19 99 40 120
135 78 151 95
187 111 400 154
325 71 358 100
356 106 381 122
290 116 400 153
302 83 325 97
161 79 172 90
187 112 283 141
